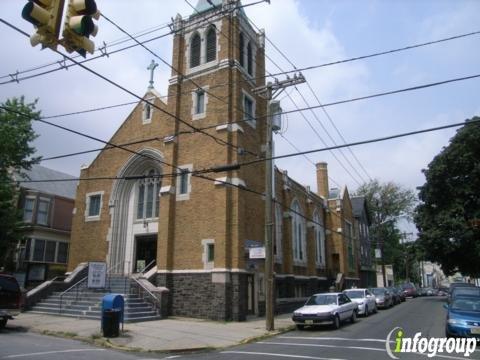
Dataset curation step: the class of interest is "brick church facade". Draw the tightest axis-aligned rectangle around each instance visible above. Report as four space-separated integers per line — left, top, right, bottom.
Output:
68 0 360 321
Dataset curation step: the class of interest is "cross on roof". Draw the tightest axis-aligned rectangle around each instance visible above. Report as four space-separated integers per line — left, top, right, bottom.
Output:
147 59 159 90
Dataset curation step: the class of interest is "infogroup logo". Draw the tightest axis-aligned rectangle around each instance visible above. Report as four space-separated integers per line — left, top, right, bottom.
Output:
385 327 477 359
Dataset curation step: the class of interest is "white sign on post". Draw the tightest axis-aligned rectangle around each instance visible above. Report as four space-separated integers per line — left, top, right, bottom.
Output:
87 261 107 289
375 248 382 259
249 246 266 259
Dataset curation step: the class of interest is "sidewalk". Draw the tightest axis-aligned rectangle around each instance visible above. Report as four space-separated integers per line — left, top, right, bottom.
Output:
9 313 295 352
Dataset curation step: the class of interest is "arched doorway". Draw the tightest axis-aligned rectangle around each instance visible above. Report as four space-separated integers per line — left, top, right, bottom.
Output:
107 148 164 274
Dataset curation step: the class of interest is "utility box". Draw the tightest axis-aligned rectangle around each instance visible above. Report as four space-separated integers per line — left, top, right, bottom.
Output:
101 294 124 337
270 100 282 133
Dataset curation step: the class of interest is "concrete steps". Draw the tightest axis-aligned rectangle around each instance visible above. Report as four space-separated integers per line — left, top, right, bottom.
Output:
29 276 161 323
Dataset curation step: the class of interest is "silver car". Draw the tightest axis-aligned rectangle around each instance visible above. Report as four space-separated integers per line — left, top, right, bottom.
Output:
344 288 378 316
292 292 358 330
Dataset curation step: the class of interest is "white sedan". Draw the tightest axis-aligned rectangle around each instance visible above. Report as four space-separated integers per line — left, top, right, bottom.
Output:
292 292 358 330
343 288 378 316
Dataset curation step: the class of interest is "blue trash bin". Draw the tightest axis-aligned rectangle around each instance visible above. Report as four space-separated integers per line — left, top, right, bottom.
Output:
101 294 124 337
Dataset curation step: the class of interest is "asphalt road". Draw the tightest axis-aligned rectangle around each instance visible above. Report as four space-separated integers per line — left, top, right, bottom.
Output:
1 297 479 360
181 296 480 360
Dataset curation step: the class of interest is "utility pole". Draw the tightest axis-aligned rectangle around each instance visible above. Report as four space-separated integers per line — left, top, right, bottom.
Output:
253 73 306 331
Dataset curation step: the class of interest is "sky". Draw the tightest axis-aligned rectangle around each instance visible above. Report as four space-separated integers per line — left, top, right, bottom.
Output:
1 0 479 233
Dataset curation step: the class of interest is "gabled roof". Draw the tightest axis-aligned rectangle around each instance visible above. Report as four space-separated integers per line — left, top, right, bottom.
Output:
15 165 77 199
351 195 371 224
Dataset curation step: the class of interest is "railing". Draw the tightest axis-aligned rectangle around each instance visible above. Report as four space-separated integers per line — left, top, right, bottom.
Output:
140 259 156 275
131 277 161 315
59 276 88 314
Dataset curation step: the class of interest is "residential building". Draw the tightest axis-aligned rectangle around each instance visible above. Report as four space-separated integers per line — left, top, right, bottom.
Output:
15 165 76 288
351 196 376 287
316 163 360 290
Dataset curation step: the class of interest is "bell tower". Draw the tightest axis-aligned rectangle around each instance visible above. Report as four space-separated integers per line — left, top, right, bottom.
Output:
154 0 268 321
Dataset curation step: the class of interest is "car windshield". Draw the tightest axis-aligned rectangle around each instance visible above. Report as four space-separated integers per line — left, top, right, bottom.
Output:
306 294 337 306
345 290 364 299
372 288 385 295
451 298 480 312
454 288 480 297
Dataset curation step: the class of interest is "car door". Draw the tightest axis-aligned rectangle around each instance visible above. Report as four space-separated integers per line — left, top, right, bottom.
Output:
366 289 375 308
338 294 352 320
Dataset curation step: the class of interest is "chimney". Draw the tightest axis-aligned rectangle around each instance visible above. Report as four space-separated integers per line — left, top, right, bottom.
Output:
316 162 329 199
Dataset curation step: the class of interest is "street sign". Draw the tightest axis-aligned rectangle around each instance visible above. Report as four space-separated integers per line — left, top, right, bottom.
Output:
87 261 106 288
249 246 266 259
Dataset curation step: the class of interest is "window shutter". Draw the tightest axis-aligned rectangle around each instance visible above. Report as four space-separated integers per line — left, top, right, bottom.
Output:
190 33 201 68
206 27 216 62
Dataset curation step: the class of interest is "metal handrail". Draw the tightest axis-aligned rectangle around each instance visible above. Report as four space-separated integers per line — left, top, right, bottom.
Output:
140 259 156 275
59 276 88 313
131 277 161 313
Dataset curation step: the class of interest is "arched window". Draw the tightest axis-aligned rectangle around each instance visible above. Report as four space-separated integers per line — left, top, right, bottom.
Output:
136 169 160 220
313 210 326 267
247 42 253 75
274 203 283 261
239 32 244 67
206 26 217 63
291 200 306 263
190 32 201 68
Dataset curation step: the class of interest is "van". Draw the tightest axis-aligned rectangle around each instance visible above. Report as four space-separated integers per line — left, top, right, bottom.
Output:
0 274 22 329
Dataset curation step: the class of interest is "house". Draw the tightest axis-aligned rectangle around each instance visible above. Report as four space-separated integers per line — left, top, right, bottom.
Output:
351 196 376 287
316 163 360 290
15 165 76 288
67 0 355 321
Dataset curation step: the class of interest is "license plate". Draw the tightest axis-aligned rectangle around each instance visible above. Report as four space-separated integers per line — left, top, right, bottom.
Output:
305 320 314 325
471 327 480 334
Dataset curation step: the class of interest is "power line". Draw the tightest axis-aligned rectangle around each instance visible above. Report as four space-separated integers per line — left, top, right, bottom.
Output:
239 118 480 167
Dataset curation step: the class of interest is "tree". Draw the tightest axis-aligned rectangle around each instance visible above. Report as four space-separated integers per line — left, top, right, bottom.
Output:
355 180 417 282
415 118 480 278
0 97 41 270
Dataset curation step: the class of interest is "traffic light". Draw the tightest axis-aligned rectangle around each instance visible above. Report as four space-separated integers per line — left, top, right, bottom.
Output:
21 0 65 49
62 0 99 58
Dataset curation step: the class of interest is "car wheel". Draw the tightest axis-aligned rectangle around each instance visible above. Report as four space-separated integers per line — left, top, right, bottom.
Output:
296 324 305 330
350 310 357 323
332 315 341 329
0 318 7 330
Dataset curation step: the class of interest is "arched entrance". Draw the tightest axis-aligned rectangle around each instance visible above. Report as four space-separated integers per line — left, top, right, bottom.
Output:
107 148 164 274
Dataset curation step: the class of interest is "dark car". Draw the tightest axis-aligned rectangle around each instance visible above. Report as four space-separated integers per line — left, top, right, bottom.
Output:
450 287 480 304
387 287 401 305
448 283 477 303
0 273 23 329
444 295 480 339
371 287 393 309
401 283 417 298
395 286 406 302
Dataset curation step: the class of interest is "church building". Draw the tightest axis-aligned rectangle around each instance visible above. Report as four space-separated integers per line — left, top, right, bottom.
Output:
68 0 357 321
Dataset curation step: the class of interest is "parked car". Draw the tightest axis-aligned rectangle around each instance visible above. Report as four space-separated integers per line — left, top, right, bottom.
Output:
448 283 478 303
292 292 358 330
444 295 480 339
388 287 402 305
449 287 480 304
395 286 406 302
343 288 377 316
0 273 23 329
438 287 449 296
370 287 393 309
401 283 418 298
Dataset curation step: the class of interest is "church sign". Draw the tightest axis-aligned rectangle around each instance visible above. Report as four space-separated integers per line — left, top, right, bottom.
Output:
87 261 107 289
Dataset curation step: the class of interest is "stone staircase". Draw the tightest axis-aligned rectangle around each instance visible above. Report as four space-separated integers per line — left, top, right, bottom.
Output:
29 275 162 323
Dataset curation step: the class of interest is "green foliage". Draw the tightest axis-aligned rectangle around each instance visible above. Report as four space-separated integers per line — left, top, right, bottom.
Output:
415 118 480 277
0 97 41 269
355 180 417 280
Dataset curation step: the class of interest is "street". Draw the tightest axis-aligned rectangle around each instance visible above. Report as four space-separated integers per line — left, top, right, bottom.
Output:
1 297 479 360
182 296 480 360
